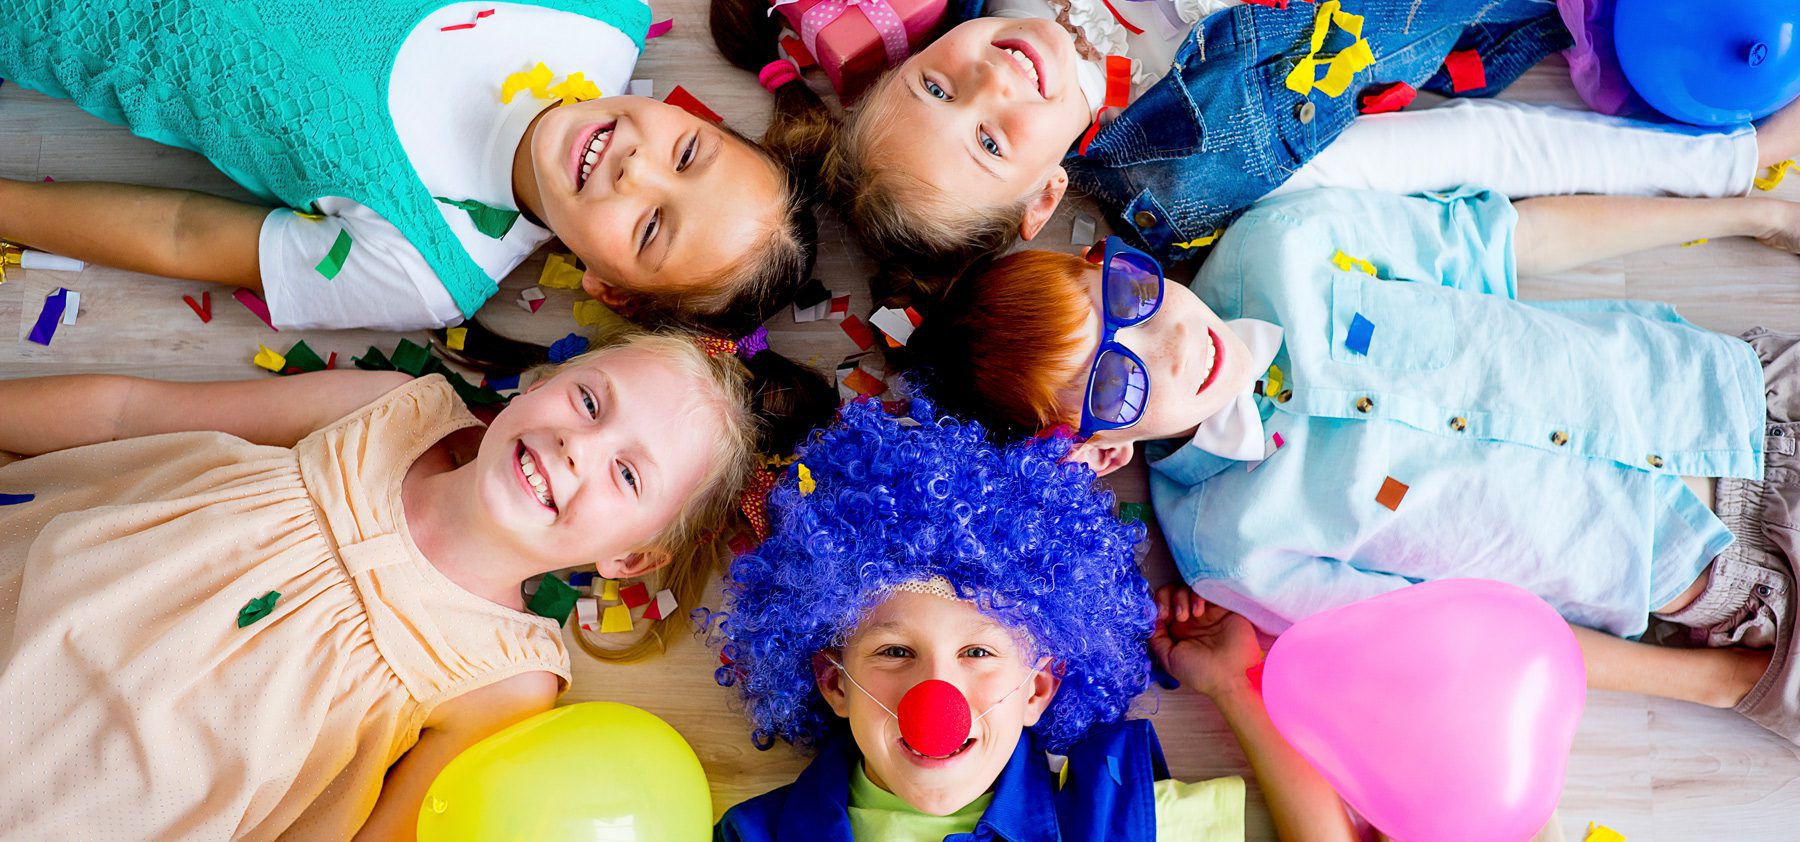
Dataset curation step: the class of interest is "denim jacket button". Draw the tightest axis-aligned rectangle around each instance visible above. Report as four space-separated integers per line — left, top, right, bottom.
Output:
1296 101 1316 124
1550 431 1569 446
1133 209 1158 229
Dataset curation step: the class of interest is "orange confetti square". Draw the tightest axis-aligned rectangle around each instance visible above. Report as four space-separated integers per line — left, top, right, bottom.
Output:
1376 476 1408 511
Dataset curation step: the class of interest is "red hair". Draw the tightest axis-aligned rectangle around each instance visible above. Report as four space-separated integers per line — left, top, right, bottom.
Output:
908 250 1095 437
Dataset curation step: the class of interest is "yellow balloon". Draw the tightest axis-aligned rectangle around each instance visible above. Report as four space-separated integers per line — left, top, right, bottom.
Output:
418 702 712 842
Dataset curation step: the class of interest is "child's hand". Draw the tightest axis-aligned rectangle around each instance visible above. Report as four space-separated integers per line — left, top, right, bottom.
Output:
1148 584 1263 701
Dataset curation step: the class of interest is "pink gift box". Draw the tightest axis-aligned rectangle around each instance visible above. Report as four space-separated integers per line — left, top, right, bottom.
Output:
773 0 947 98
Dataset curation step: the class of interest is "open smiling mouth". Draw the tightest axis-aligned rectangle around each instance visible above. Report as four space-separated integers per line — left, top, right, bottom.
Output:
995 40 1045 98
901 737 976 760
515 442 559 513
574 124 615 191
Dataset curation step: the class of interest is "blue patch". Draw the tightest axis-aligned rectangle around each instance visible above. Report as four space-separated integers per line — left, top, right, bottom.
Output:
1345 313 1374 355
0 493 34 506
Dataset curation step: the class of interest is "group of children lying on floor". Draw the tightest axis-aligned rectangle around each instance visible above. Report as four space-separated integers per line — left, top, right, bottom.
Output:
2 0 1797 837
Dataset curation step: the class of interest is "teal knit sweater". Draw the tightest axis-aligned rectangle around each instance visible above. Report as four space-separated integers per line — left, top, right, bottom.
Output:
0 0 649 317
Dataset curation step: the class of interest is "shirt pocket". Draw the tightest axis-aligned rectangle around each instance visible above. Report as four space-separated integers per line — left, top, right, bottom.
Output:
1328 272 1457 371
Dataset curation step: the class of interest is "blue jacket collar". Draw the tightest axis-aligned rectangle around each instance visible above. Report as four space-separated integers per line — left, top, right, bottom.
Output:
774 730 1061 842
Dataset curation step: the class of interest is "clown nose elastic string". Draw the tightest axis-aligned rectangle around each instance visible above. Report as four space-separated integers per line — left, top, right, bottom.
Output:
828 657 1045 758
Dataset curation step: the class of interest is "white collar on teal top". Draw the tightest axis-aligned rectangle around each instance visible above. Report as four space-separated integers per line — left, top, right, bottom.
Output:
1185 318 1283 461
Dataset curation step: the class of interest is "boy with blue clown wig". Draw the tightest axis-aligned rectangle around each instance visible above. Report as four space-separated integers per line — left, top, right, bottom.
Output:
711 399 1356 842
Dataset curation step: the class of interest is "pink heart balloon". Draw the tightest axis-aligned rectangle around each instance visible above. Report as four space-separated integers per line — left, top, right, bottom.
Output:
1261 579 1586 842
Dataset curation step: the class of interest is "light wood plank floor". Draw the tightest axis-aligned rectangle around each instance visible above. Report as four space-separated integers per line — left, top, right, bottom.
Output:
4 6 1799 837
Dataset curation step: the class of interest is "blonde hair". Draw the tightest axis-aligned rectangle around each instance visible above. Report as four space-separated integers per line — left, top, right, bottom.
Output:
827 73 1031 303
543 329 762 662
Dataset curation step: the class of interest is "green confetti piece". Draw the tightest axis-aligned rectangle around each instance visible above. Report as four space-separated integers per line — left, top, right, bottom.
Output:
353 347 395 371
526 573 580 626
435 197 522 240
442 369 509 406
280 340 328 375
314 229 354 280
237 591 281 628
1119 502 1154 527
391 338 433 376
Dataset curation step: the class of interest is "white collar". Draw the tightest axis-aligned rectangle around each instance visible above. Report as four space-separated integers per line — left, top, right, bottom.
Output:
1185 319 1283 461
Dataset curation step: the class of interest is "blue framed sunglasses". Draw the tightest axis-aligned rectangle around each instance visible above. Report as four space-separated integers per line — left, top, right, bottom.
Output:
1078 236 1166 437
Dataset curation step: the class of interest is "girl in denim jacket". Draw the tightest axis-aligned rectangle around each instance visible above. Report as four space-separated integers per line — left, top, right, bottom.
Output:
711 0 1799 298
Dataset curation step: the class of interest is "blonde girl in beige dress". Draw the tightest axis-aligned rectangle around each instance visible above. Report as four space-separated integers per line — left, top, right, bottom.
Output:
0 331 776 840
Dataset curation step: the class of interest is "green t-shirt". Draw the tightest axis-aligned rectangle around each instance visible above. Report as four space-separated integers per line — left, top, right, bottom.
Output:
846 762 1246 842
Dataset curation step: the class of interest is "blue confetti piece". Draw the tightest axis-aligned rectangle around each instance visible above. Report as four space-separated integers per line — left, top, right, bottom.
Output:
567 570 596 588
1106 755 1122 786
1150 660 1182 691
0 493 34 506
485 372 521 391
28 289 67 346
547 332 589 364
1345 313 1374 355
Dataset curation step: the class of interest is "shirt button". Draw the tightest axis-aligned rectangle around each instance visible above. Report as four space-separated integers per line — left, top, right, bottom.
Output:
1355 396 1373 413
1550 431 1569 446
1296 101 1316 124
1133 209 1158 228
1647 454 1665 468
1448 416 1467 432
1277 389 1293 403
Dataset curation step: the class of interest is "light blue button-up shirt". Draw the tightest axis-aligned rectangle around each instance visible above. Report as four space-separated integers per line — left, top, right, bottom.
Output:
1148 188 1765 639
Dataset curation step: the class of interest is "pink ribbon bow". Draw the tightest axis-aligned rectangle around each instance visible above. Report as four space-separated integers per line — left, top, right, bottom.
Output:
771 0 911 69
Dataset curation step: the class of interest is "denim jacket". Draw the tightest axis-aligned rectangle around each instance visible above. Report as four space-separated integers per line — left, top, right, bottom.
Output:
715 720 1171 842
952 0 1570 264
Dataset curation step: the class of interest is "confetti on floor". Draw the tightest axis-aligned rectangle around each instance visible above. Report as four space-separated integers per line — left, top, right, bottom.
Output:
1345 313 1374 355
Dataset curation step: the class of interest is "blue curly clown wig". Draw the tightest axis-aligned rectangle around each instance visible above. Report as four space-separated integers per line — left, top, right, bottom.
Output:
712 398 1156 752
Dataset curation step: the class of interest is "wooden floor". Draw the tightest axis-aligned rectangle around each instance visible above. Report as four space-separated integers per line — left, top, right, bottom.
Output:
5 5 1800 838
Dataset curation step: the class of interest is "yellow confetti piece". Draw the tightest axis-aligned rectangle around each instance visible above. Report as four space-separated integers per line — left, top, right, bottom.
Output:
547 71 602 105
797 463 816 495
572 299 621 328
1754 159 1794 191
1585 822 1626 842
501 62 555 104
1265 363 1283 396
291 209 326 221
1284 1 1375 98
538 252 585 289
1682 238 1708 248
253 345 286 372
1173 229 1223 249
600 579 621 602
599 603 633 634
446 327 468 351
1330 250 1377 275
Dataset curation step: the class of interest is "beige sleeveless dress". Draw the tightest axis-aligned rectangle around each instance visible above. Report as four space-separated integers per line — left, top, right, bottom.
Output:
0 376 570 840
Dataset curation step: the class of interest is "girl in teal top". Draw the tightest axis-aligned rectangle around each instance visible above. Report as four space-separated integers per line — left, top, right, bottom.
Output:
0 0 818 335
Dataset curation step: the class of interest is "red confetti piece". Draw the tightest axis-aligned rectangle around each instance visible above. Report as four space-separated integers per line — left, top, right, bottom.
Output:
728 534 755 557
1271 432 1285 448
41 175 54 182
326 352 337 370
780 35 816 68
1443 49 1486 93
1376 476 1409 511
664 86 723 123
440 8 495 31
1098 0 1144 35
844 368 888 397
233 288 278 331
183 291 213 323
646 18 673 40
840 314 875 350
1243 0 1288 7
1358 81 1416 114
619 582 651 608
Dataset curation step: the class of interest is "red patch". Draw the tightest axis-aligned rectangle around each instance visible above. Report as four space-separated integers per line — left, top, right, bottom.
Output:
664 86 724 124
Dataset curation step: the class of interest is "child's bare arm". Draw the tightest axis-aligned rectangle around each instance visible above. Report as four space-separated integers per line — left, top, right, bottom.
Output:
0 370 414 455
1513 194 1798 276
351 671 559 842
1150 585 1357 842
0 177 268 289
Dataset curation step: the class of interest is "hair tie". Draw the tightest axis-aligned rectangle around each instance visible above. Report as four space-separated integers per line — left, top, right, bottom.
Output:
697 335 738 358
739 467 779 542
758 59 801 93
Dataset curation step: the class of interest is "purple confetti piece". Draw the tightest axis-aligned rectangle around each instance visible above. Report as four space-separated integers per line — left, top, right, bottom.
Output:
27 289 66 346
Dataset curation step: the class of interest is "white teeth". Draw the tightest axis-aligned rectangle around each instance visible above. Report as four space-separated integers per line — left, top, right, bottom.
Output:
576 129 612 188
518 449 554 508
1005 48 1038 86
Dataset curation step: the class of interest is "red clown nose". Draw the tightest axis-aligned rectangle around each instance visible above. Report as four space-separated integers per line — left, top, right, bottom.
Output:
897 679 973 757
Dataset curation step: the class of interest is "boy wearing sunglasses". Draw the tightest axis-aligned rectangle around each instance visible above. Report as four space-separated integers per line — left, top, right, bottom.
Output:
907 186 1800 745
